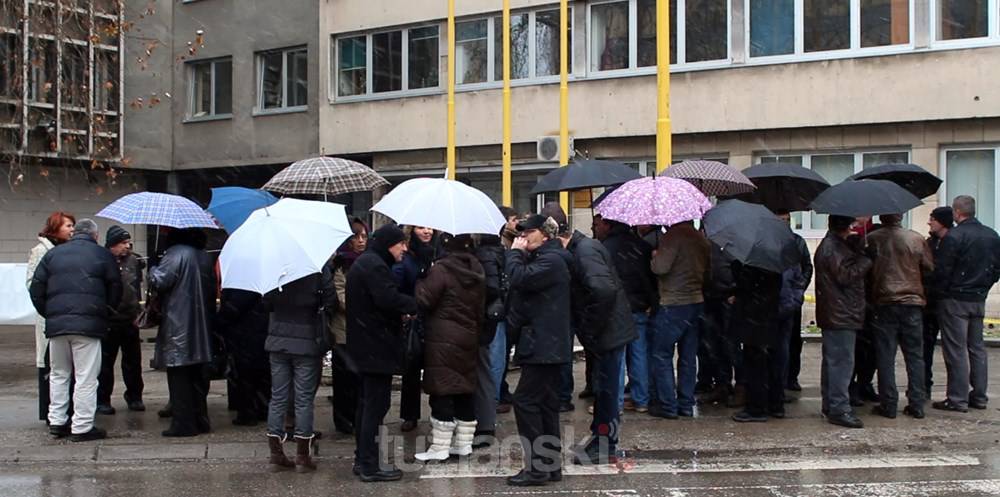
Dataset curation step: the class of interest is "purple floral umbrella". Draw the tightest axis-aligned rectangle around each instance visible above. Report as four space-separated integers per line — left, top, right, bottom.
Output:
596 177 713 226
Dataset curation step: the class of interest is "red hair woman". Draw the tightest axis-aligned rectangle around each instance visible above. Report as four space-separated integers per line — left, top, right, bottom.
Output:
27 211 76 422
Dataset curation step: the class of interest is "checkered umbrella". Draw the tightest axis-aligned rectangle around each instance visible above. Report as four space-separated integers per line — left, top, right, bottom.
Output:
96 192 219 229
661 160 756 197
263 157 390 197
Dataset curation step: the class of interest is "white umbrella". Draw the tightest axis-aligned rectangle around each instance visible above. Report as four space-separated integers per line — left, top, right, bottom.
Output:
371 177 506 235
219 198 352 294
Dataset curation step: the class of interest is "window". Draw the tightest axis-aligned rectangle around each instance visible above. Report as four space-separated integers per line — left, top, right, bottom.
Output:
758 150 910 233
28 40 57 103
188 58 232 118
1 34 19 98
944 148 998 229
61 45 88 108
257 46 307 111
935 0 989 40
463 8 571 86
335 26 439 98
591 0 726 71
93 49 118 111
750 0 912 58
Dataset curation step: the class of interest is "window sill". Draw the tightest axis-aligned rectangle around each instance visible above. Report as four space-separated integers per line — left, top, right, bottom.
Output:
252 106 308 117
183 113 233 124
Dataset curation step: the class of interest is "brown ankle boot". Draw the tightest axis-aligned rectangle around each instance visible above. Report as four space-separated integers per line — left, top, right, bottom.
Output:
268 435 294 472
294 435 317 473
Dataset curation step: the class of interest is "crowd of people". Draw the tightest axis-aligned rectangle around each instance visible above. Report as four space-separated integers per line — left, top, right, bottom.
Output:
24 194 1000 485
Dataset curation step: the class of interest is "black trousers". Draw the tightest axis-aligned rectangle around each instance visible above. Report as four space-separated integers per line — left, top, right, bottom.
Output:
355 374 392 474
331 345 358 431
399 361 422 422
97 323 144 405
429 393 475 422
922 307 940 392
743 328 785 417
786 308 804 386
513 364 562 474
166 365 209 435
230 361 270 421
853 317 878 389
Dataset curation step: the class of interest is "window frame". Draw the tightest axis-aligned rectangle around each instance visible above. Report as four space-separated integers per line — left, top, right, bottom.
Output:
940 144 1000 230
331 24 442 102
755 148 911 238
745 0 916 64
185 57 233 121
929 0 1000 48
255 46 308 115
587 0 732 77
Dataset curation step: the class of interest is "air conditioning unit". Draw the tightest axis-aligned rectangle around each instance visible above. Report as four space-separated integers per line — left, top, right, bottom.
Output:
536 136 574 162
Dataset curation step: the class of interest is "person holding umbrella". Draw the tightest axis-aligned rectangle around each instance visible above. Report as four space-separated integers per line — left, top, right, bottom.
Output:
864 213 935 419
149 228 217 438
814 215 873 428
347 224 418 482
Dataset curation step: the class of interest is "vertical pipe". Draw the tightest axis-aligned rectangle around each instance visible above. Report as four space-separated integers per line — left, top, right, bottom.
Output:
447 0 457 180
502 0 512 205
656 0 672 172
558 0 569 211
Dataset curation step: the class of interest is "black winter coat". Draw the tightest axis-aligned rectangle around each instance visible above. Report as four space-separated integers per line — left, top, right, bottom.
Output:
416 252 486 396
109 253 143 326
346 240 419 375
29 233 122 340
263 268 336 357
931 217 1000 302
505 239 573 365
475 239 506 344
814 232 873 331
600 225 658 312
216 288 270 372
704 242 736 300
731 261 782 346
149 244 216 368
567 231 637 353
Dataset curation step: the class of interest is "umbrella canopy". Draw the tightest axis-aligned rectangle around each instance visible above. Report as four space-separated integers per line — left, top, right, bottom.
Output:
702 199 801 273
219 198 352 294
661 160 756 197
732 163 831 212
810 179 923 218
207 187 278 233
847 163 942 199
595 177 713 227
96 192 218 229
372 177 507 235
263 156 390 197
530 159 643 194
590 184 619 208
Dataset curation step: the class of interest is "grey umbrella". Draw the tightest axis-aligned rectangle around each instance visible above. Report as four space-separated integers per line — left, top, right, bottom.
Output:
661 160 756 197
702 199 801 273
263 157 389 198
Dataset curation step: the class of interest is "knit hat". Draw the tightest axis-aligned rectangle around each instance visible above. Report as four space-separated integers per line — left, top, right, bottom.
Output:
370 224 406 248
105 225 131 248
930 206 954 228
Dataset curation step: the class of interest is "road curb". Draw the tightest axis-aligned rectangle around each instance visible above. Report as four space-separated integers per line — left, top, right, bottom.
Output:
801 334 1000 347
0 441 363 464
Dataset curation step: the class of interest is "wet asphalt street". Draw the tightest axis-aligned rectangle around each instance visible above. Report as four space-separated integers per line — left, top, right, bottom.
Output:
2 325 1000 496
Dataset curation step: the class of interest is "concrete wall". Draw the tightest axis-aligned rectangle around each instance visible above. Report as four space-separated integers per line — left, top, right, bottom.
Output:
168 0 321 170
0 166 148 263
122 0 175 172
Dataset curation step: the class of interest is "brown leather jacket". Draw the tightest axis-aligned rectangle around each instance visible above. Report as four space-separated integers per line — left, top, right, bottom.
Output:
865 225 934 307
814 232 873 330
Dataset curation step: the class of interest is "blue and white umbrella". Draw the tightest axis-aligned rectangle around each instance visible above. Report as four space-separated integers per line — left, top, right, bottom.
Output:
97 192 219 229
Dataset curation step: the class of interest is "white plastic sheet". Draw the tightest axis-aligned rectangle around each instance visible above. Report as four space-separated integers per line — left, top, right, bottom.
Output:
0 263 38 325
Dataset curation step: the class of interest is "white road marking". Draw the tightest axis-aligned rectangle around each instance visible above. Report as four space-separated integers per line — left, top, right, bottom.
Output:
420 454 980 479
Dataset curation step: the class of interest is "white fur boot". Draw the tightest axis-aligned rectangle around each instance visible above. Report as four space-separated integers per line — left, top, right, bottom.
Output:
450 419 478 457
415 417 456 462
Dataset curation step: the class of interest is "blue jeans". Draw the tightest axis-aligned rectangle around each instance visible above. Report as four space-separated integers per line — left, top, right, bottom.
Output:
592 346 626 449
267 352 321 438
488 322 508 402
650 303 703 415
560 361 574 404
626 311 652 407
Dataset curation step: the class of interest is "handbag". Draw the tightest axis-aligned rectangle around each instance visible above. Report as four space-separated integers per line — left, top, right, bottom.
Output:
403 318 424 370
134 291 161 329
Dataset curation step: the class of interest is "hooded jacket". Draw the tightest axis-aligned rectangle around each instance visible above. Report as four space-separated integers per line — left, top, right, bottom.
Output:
505 238 573 365
566 231 637 353
814 232 874 330
29 233 122 340
149 243 217 368
600 224 658 313
346 227 419 375
416 252 487 396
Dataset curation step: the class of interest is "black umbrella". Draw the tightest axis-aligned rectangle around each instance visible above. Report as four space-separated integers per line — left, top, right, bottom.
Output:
731 163 830 212
590 184 619 208
847 163 942 199
702 199 801 273
810 179 923 217
530 159 642 195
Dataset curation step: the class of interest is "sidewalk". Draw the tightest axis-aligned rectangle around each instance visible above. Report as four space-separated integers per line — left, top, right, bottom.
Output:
2 325 1000 466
